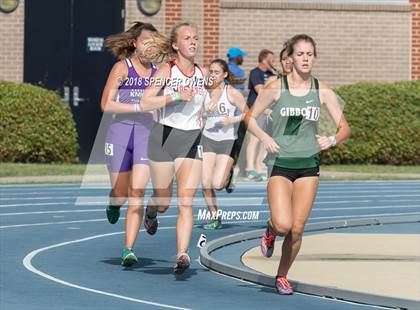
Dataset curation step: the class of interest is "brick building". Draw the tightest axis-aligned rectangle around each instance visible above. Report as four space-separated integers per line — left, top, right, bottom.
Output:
0 0 417 160
1 0 418 85
412 0 420 79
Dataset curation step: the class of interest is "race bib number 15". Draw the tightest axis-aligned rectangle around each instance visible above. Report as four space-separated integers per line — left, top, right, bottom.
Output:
105 143 114 156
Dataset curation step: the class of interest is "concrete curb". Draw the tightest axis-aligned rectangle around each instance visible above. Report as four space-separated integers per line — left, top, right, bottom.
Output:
200 215 420 310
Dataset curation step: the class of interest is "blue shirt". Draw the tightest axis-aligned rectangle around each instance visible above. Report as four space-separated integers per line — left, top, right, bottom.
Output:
228 62 246 91
246 67 273 107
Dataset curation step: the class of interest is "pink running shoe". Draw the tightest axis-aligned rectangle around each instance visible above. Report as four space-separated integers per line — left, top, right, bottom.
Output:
275 276 294 295
260 225 276 258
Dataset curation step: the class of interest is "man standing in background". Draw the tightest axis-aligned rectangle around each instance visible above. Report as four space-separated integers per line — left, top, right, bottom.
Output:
227 47 248 177
246 49 276 181
227 47 248 91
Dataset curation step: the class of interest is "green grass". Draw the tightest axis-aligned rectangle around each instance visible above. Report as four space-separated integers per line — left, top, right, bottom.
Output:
0 163 87 177
321 165 419 174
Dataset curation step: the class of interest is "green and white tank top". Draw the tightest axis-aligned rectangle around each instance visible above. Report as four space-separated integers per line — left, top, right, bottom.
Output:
265 75 321 169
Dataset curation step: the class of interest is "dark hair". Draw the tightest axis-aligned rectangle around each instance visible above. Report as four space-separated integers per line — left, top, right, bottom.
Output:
105 22 157 59
258 49 274 63
286 34 317 57
279 46 288 60
210 58 241 84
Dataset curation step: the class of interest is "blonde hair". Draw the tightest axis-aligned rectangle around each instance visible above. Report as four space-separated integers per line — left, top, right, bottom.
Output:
143 22 197 63
105 22 157 59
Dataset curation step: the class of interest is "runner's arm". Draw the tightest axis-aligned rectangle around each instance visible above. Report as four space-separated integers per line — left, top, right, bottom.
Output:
245 80 281 153
316 82 351 150
225 85 249 124
101 61 139 114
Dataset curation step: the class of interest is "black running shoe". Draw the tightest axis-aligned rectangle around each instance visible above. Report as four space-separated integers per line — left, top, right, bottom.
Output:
106 205 121 224
225 167 236 193
144 208 158 235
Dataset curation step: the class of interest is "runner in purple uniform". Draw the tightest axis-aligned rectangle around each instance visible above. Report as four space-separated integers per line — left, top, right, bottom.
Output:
101 22 157 266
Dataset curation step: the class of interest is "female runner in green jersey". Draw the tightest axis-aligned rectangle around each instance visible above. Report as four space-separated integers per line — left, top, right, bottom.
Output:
246 34 351 294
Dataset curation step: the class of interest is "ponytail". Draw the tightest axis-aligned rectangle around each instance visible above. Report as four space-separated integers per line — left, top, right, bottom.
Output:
143 22 197 64
105 22 157 59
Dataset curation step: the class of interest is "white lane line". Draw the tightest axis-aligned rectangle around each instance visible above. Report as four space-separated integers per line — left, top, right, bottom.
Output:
0 208 124 216
0 202 71 208
74 200 355 208
75 198 416 207
317 199 418 205
1 181 418 193
308 212 420 221
22 227 190 310
313 205 420 211
0 193 420 208
0 183 80 188
0 198 413 211
236 208 420 217
0 191 110 196
318 189 419 194
78 193 419 200
211 212 420 223
316 194 419 199
2 209 419 230
74 194 418 204
195 210 420 222
0 214 179 229
0 182 380 191
0 218 110 229
2 193 417 208
2 204 420 217
0 192 80 196
2 189 419 201
319 181 419 184
0 185 78 189
2 183 418 192
1 187 417 198
0 196 81 201
315 194 419 199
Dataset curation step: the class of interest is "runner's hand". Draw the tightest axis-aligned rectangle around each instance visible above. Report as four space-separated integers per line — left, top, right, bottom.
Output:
207 99 218 112
265 109 273 121
316 134 332 150
180 89 193 102
262 135 280 154
220 116 235 126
